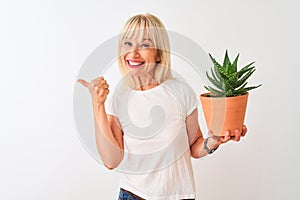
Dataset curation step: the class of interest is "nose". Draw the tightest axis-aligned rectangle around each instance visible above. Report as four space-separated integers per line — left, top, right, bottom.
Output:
128 47 141 58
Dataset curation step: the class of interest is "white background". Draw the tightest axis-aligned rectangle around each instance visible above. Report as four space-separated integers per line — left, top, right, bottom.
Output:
1 0 299 199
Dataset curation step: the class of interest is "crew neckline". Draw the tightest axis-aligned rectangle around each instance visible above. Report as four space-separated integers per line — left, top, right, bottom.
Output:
129 79 171 93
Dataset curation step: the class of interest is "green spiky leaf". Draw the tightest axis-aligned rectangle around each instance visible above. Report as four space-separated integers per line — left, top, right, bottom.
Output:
210 68 220 82
209 53 225 76
243 85 262 92
204 51 262 97
223 50 231 75
206 71 223 90
204 86 225 96
235 69 256 88
230 54 239 74
237 62 255 78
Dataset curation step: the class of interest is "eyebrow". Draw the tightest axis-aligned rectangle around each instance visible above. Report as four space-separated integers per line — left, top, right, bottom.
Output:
124 38 153 43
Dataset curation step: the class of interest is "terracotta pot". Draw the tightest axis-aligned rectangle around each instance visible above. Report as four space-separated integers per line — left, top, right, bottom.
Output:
199 93 248 136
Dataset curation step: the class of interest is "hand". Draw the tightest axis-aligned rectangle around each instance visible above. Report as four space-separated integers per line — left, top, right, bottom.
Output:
77 77 110 105
208 125 248 148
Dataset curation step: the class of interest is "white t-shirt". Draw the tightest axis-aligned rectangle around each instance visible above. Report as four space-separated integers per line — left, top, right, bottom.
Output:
105 78 199 199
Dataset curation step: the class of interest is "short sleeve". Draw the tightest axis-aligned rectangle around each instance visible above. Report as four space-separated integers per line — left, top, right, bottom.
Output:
184 83 199 116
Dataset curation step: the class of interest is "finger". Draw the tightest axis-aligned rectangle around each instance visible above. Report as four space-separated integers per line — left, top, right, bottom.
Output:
91 77 101 84
101 84 109 89
98 88 109 96
221 131 231 143
97 79 107 85
104 89 109 95
217 131 230 144
241 125 247 137
77 79 89 87
96 76 105 81
94 85 109 95
233 129 241 142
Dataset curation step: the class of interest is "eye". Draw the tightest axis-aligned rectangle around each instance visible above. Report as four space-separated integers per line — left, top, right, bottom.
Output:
124 41 132 46
141 43 150 48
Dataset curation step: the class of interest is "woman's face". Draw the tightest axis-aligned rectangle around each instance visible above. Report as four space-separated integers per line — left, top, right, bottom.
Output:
120 35 161 76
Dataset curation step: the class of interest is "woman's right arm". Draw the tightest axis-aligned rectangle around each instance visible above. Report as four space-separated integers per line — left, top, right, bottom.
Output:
78 77 124 170
94 106 124 170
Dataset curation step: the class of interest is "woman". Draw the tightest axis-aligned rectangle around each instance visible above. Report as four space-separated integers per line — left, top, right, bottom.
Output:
78 13 247 200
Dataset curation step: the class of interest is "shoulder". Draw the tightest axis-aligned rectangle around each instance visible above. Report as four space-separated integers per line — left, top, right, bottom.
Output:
163 78 199 116
163 78 195 94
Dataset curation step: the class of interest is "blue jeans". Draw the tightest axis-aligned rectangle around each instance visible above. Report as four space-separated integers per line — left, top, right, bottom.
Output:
118 188 195 200
118 188 144 200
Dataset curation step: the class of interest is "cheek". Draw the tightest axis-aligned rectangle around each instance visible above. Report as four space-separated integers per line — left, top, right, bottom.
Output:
120 47 131 57
141 50 158 62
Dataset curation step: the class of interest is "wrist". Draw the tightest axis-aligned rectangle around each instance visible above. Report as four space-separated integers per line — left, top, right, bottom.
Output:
204 137 219 154
208 137 219 149
93 102 106 114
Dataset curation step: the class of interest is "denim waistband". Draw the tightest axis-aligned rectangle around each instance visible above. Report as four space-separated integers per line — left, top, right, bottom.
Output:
118 188 144 200
118 188 195 200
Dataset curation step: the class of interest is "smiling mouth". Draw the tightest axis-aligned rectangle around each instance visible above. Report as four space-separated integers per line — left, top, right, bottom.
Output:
127 60 145 68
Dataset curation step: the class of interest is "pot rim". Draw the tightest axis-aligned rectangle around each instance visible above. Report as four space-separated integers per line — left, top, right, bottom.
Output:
200 92 249 99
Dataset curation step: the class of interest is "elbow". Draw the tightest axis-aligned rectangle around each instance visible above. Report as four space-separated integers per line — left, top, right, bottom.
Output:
190 142 201 159
190 137 204 159
104 163 116 170
103 159 122 170
102 153 124 170
191 150 200 159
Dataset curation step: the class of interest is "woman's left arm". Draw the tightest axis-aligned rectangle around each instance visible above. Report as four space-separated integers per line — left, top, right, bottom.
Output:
186 108 247 158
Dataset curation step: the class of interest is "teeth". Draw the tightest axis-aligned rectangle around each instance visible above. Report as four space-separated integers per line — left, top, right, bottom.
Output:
128 61 143 66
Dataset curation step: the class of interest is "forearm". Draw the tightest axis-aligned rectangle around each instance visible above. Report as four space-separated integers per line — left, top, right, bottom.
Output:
191 137 219 158
94 105 123 169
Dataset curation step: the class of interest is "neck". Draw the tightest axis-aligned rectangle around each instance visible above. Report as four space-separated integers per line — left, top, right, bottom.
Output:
131 70 158 91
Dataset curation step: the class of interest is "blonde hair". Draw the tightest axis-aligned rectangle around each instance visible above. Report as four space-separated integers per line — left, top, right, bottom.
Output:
118 13 173 83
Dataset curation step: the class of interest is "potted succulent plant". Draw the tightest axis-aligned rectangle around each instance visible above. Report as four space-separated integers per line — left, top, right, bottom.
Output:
200 50 261 136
